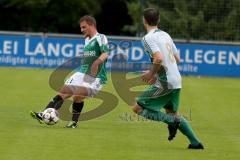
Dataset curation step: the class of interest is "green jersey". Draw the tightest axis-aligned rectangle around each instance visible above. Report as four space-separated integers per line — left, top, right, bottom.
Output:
79 33 109 84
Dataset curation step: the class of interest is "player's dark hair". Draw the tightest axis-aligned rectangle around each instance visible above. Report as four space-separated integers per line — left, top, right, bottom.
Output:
79 15 96 27
143 8 160 26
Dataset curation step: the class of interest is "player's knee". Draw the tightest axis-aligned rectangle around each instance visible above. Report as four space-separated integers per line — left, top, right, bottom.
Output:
59 85 72 94
165 108 174 114
132 104 143 114
58 86 73 99
73 96 84 103
58 93 70 100
165 108 179 117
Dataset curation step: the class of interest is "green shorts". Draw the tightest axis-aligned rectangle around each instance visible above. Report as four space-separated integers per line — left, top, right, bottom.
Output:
136 85 181 112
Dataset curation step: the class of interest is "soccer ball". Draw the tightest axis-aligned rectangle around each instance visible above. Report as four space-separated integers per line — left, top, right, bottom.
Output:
42 108 59 125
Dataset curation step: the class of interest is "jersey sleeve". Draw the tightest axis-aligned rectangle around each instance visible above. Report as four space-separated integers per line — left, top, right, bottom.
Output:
172 41 178 55
142 36 160 56
96 34 109 54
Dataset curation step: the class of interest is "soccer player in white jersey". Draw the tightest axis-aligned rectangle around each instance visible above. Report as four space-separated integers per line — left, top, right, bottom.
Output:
132 8 204 149
30 15 109 128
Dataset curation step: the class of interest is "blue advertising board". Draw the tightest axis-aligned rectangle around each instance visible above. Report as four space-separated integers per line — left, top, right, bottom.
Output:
0 34 85 68
0 33 239 77
177 43 240 77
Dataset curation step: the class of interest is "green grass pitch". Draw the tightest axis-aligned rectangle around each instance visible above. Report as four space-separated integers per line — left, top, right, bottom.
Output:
0 67 239 160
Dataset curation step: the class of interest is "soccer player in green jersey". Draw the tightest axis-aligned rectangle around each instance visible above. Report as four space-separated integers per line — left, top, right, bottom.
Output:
132 8 204 149
30 15 109 128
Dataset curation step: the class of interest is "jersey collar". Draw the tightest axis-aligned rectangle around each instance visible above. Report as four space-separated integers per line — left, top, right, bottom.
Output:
85 32 99 44
148 28 159 33
86 32 99 41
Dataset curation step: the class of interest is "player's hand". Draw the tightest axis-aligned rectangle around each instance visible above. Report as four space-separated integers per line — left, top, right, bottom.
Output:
91 58 104 77
141 70 156 85
90 62 98 77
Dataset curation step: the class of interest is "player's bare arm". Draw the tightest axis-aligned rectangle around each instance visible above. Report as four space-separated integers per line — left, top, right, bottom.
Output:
141 51 163 84
174 52 181 63
91 53 108 76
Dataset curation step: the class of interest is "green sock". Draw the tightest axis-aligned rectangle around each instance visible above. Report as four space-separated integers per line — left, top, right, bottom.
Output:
138 108 175 124
179 116 201 145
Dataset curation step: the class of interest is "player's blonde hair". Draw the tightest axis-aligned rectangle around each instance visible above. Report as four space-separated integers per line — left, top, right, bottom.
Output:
79 15 96 27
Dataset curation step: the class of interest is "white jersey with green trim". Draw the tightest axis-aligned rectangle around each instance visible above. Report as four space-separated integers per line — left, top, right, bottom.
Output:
142 28 182 89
